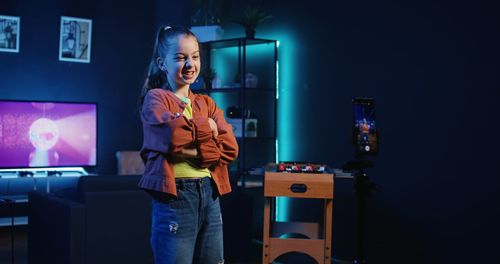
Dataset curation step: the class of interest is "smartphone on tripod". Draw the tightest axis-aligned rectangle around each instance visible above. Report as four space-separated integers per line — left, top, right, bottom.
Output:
352 97 378 155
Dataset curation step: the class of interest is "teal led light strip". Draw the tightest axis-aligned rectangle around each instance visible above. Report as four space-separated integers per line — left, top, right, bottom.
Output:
275 52 279 163
274 37 294 222
274 31 297 222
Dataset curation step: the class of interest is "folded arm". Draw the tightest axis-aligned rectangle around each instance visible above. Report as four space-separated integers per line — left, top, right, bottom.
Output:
141 90 213 158
197 96 239 168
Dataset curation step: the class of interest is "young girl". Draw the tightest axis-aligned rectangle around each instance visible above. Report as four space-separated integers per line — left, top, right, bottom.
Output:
138 25 238 264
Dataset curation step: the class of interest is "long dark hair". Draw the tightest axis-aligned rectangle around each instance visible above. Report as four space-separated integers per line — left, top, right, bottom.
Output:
139 25 198 105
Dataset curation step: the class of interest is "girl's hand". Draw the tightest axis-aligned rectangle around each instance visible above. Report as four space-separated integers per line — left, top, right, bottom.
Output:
180 148 198 158
208 118 218 137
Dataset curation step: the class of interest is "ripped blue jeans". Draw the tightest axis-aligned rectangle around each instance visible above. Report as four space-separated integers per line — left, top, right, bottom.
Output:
150 177 224 264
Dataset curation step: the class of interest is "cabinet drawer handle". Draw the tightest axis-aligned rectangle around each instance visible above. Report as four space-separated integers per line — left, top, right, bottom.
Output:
290 184 307 193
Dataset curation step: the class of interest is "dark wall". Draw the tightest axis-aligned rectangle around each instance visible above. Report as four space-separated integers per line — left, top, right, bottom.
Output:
224 0 500 263
2 0 499 263
0 0 188 174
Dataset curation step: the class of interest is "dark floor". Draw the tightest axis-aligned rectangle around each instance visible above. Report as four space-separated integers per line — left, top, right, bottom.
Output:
0 226 349 264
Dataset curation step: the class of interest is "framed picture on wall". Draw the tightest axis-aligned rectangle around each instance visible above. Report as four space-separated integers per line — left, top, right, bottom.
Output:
0 15 20 53
59 16 92 63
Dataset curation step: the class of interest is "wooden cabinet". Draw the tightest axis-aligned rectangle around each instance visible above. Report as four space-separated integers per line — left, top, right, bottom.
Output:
263 171 334 264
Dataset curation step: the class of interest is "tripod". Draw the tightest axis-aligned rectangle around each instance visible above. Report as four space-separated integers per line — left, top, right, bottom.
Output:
343 158 377 264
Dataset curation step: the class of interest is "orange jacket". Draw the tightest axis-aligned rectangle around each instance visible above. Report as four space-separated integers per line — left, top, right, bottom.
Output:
138 88 239 196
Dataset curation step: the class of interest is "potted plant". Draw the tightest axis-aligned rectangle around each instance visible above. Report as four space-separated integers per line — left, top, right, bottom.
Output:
190 0 225 41
190 0 224 26
232 6 272 39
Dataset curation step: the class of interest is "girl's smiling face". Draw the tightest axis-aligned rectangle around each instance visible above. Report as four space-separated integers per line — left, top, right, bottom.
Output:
163 34 200 90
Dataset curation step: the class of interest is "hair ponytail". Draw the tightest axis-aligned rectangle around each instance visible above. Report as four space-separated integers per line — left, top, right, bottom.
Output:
141 60 167 96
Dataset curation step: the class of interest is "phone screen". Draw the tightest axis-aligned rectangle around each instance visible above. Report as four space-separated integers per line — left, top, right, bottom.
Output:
353 97 378 155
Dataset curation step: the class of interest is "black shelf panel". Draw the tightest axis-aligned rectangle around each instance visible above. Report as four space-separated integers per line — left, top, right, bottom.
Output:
192 88 276 94
236 136 276 140
209 87 276 93
202 38 277 49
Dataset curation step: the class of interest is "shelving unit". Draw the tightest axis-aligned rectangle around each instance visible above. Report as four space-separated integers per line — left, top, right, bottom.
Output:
199 38 278 175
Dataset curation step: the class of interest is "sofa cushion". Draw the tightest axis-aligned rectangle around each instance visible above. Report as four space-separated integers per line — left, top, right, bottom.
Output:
76 175 142 203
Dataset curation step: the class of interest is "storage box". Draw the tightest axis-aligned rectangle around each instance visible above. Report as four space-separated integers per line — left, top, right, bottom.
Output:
227 118 257 138
189 25 223 42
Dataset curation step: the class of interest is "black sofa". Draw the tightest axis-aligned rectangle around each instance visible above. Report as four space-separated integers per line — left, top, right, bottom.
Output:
28 175 153 264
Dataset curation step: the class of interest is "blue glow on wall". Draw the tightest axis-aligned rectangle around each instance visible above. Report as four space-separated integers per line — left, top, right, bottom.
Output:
258 30 297 222
218 27 297 222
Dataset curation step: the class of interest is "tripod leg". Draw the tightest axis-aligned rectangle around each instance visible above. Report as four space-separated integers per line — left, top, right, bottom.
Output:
354 174 369 264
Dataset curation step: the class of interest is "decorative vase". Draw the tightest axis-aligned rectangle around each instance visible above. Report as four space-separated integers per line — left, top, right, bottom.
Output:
245 73 258 88
245 29 255 39
205 80 212 90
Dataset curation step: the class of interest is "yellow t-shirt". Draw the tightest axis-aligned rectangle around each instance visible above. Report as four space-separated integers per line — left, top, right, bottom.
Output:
173 95 211 178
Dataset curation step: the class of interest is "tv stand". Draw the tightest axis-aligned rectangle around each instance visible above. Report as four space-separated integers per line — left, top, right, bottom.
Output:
0 167 88 227
0 167 89 179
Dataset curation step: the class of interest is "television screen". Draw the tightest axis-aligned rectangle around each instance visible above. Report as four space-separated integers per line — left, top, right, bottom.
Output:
0 100 97 168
